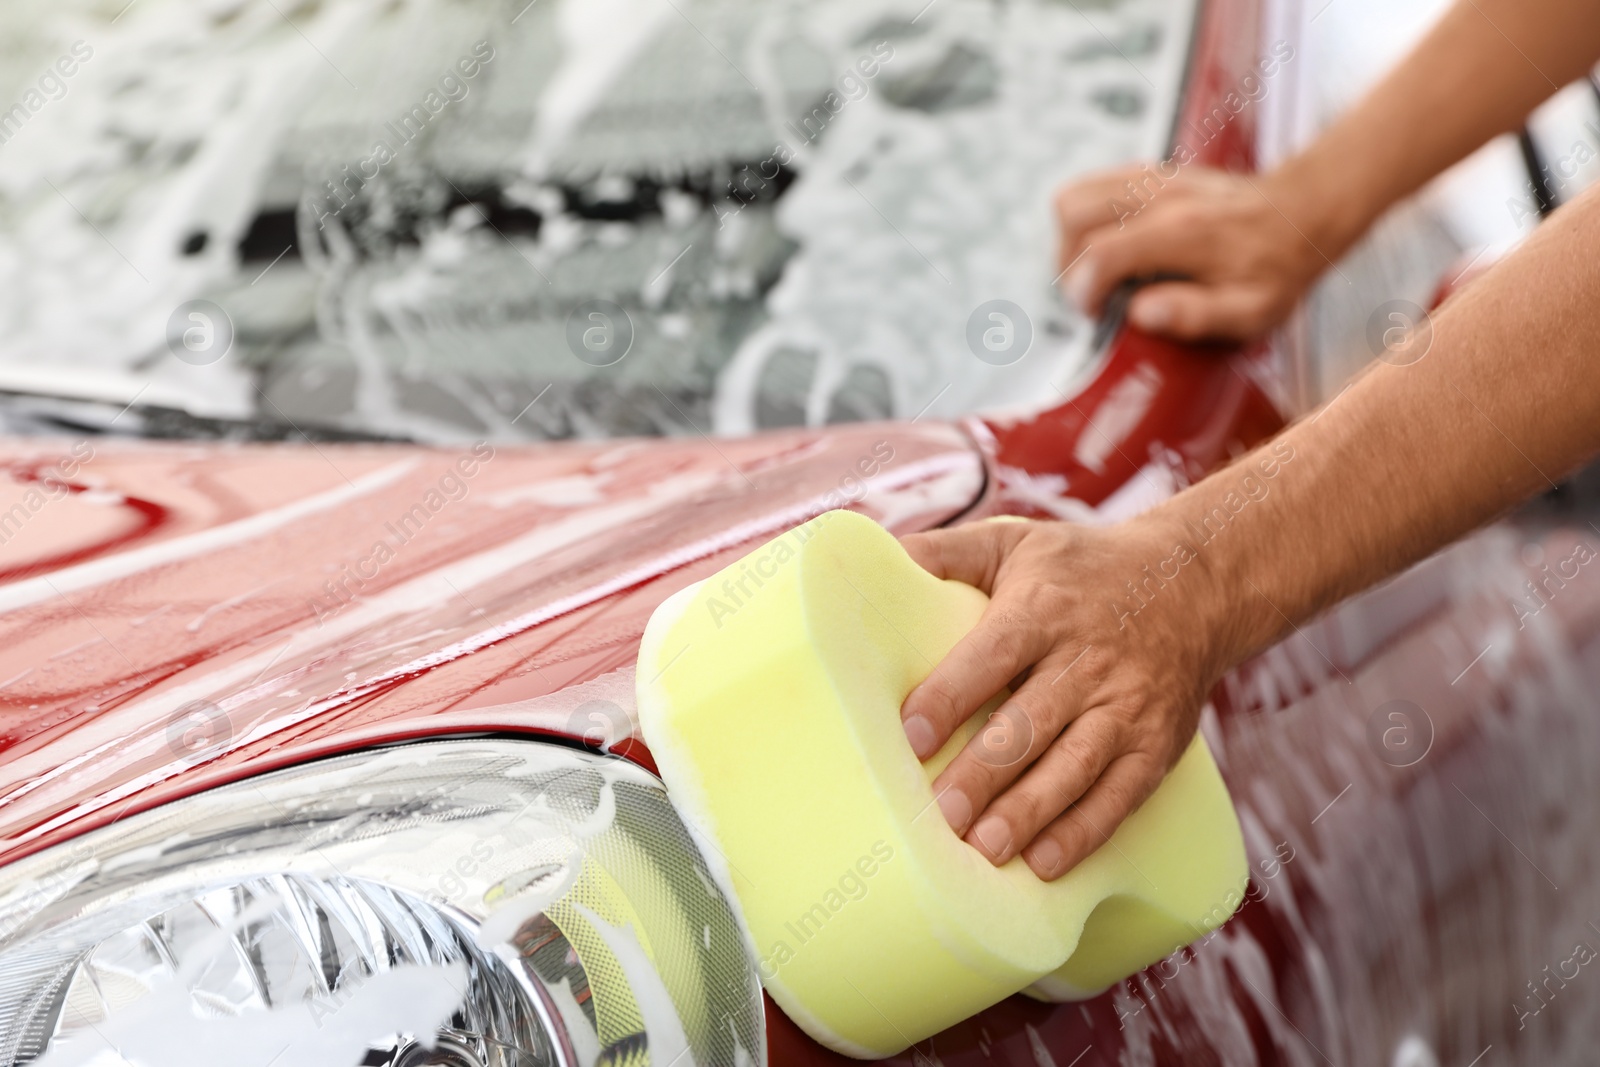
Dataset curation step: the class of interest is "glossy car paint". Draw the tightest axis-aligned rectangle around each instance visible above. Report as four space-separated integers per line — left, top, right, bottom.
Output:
0 425 986 859
11 431 1599 1067
980 0 1283 515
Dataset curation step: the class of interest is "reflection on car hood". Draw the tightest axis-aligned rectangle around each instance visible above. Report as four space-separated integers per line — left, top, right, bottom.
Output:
0 421 986 866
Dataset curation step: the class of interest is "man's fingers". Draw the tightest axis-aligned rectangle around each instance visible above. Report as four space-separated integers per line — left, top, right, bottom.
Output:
1127 281 1279 343
900 592 1052 767
1062 219 1217 315
1055 168 1152 271
899 521 1026 588
945 698 1117 858
927 662 1098 835
1022 754 1164 880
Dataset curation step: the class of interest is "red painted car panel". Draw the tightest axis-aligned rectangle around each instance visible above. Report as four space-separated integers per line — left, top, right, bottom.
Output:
0 425 984 863
9 428 1596 1067
981 0 1283 515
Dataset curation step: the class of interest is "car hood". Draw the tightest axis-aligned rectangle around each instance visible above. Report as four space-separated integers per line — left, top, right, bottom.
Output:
0 422 986 865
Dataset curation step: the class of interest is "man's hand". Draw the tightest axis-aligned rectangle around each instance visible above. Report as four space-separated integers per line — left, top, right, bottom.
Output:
898 177 1600 884
1054 0 1600 345
1055 165 1333 344
897 517 1225 881
894 0 1600 885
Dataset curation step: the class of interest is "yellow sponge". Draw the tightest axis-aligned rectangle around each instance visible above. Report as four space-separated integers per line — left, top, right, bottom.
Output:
636 510 1246 1056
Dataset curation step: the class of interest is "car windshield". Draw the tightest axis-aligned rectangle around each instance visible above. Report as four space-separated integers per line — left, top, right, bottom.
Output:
0 0 1195 443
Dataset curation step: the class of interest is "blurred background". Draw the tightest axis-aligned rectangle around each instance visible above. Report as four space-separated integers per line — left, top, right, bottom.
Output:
0 0 1595 443
0 0 1186 443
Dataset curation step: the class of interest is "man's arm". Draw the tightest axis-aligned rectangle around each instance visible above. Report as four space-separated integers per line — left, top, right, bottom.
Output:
901 178 1600 878
1055 0 1600 342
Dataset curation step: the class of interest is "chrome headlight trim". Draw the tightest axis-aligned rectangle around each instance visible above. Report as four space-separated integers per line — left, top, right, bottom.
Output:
0 738 764 1067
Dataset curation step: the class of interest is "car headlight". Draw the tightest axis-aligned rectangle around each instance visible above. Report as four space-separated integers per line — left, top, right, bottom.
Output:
0 739 764 1067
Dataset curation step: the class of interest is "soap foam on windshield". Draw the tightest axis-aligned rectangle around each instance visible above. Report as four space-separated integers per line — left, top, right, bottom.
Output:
0 0 1190 441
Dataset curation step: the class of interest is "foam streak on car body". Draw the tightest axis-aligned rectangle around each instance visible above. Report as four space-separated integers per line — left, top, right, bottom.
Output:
229 454 977 712
0 459 417 616
0 476 705 834
0 450 977 850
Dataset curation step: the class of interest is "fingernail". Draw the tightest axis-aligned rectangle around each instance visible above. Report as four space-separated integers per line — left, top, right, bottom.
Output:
937 787 972 833
1131 296 1172 330
903 714 937 760
1029 837 1064 879
971 816 1013 863
1063 260 1095 311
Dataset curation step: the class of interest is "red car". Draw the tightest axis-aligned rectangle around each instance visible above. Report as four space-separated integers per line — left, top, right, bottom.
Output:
1 0 1596 1064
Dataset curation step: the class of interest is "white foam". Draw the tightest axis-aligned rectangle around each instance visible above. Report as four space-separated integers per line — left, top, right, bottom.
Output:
32 962 469 1067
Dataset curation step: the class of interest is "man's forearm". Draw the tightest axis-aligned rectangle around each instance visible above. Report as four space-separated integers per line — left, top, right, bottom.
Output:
1155 180 1600 672
1272 0 1600 255
923 0 1600 879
